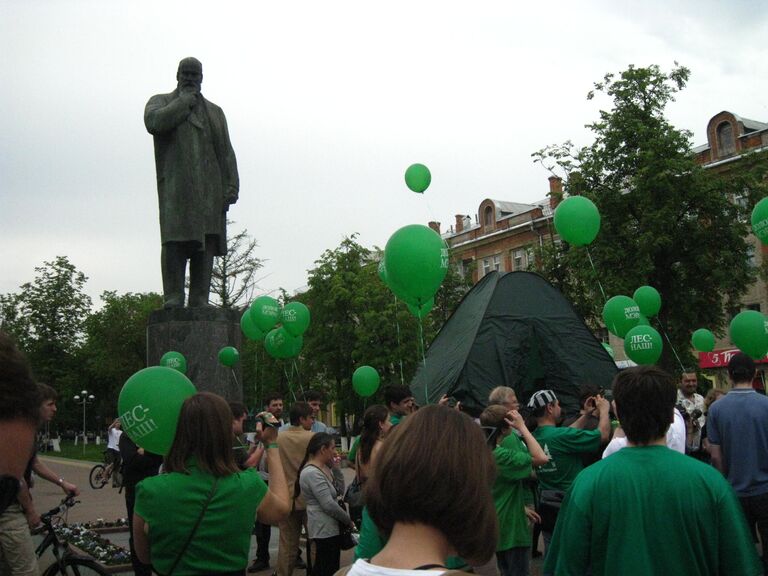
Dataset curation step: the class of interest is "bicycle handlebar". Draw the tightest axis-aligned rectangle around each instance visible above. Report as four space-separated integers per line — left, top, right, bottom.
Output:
40 495 78 525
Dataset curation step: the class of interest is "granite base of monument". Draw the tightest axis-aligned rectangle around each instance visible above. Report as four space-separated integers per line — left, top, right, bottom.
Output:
147 308 243 401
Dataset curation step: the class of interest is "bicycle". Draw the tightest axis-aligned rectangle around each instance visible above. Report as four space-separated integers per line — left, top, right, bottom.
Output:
88 451 121 490
34 495 111 576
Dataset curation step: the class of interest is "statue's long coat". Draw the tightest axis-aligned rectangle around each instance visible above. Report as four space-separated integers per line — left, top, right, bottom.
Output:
145 90 239 255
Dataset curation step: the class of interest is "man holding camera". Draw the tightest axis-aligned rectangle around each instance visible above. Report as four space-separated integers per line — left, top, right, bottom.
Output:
677 371 706 457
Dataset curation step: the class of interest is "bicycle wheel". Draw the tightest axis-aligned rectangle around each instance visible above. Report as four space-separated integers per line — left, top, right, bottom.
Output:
88 465 107 490
43 557 110 576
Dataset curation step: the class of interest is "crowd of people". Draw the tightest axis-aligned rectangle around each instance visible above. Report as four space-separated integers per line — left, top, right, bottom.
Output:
1 326 767 576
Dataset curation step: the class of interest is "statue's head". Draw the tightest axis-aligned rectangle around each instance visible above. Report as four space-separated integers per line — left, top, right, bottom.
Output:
176 57 203 92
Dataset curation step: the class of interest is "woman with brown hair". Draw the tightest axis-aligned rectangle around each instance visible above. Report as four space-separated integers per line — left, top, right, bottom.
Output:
356 405 391 480
345 405 498 576
133 392 290 576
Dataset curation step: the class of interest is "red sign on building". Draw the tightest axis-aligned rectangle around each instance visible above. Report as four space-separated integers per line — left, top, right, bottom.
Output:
699 348 768 369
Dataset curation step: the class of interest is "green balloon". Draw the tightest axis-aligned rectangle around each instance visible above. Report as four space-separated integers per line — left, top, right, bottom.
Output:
384 225 449 307
352 365 380 397
249 296 282 332
602 295 641 338
160 351 187 374
729 310 768 359
633 286 661 317
691 328 715 353
404 163 431 193
553 196 601 246
751 197 768 245
282 302 311 337
118 366 196 455
378 259 388 286
240 311 265 341
602 342 615 359
637 313 650 327
407 297 434 319
624 325 663 365
265 327 302 359
218 346 240 367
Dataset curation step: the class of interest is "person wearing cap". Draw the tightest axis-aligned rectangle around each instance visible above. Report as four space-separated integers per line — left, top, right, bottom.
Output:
528 389 610 556
544 366 760 576
708 353 768 572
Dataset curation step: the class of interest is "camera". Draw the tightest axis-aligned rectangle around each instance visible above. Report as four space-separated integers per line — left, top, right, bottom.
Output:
675 404 703 421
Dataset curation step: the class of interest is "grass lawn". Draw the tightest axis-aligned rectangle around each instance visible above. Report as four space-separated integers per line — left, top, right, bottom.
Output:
43 440 106 462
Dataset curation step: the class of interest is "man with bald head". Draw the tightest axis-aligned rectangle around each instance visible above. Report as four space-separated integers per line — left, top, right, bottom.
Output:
145 57 239 308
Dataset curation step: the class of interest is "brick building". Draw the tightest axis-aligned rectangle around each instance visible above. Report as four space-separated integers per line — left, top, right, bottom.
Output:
693 111 768 385
430 176 563 283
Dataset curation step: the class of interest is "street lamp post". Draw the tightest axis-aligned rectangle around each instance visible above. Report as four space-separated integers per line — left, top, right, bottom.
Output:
73 390 95 453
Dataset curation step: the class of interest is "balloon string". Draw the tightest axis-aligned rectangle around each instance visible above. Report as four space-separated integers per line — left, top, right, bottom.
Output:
586 247 607 303
655 316 687 373
394 295 405 386
418 316 427 404
230 368 240 390
284 366 297 402
292 359 305 398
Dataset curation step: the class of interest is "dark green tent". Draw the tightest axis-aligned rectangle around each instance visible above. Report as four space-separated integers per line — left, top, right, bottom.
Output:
410 271 617 415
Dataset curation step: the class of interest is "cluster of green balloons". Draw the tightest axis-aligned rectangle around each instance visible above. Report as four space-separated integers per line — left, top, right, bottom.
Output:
751 197 768 245
730 310 768 359
405 163 431 194
241 296 309 360
118 366 196 455
602 286 664 365
553 196 601 246
352 365 380 397
382 224 449 316
691 328 715 353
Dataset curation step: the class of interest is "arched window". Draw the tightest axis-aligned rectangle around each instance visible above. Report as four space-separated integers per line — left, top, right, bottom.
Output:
484 205 494 228
717 122 736 157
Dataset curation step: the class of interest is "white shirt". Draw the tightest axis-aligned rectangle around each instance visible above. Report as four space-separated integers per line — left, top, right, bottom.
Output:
602 409 686 458
107 427 122 450
347 559 446 576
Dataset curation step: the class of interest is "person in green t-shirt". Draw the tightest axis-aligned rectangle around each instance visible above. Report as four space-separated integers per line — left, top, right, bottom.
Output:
133 393 291 575
383 385 415 427
528 389 610 556
544 366 761 576
480 404 548 576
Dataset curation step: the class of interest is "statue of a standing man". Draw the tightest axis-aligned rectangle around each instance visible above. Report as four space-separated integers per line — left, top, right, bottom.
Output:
145 57 239 308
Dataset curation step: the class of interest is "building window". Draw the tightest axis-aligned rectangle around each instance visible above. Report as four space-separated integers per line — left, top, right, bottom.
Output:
481 255 502 277
493 254 502 272
482 258 491 277
717 121 736 157
512 248 528 271
484 206 494 229
747 244 757 269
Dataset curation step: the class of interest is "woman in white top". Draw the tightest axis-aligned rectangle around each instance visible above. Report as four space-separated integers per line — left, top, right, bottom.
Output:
345 405 498 576
297 432 355 576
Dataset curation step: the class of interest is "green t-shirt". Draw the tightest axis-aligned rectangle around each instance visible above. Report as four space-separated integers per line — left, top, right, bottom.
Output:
135 463 268 575
533 426 601 492
347 436 360 465
492 433 533 551
389 413 403 426
544 446 761 576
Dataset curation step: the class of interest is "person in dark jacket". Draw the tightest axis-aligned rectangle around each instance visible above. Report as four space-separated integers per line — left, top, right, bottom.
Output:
119 433 163 576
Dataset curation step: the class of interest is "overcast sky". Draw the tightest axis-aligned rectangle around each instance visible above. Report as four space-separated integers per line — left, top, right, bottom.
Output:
1 0 766 307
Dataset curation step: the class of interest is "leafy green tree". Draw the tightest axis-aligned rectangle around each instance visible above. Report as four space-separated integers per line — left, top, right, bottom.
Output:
79 291 163 424
533 64 767 373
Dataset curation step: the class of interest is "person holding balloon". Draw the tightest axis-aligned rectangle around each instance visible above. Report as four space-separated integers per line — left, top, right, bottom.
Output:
133 393 290 576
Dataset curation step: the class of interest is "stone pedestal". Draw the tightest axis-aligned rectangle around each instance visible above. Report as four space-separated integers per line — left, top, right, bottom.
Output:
147 308 243 401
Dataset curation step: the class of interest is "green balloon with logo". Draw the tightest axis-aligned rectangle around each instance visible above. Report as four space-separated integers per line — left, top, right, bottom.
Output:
160 351 187 374
623 325 663 365
118 366 196 455
602 295 641 338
